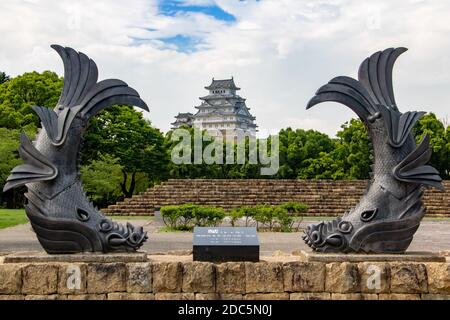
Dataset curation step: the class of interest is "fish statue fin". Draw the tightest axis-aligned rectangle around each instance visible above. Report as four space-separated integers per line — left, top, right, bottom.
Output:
38 45 148 146
393 133 444 190
3 133 58 192
358 47 408 111
306 76 378 122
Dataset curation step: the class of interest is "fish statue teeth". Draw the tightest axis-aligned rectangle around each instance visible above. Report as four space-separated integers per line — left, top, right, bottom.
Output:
3 45 149 253
303 48 444 254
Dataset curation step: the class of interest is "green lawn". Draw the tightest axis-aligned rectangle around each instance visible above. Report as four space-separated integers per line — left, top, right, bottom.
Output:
111 215 154 221
0 209 153 230
0 209 28 229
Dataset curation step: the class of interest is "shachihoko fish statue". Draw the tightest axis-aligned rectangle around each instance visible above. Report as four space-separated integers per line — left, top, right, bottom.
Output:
3 45 149 253
303 47 444 253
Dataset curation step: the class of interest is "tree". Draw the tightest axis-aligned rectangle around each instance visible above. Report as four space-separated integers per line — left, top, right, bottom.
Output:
165 126 223 179
298 151 346 179
277 128 335 178
0 71 62 129
80 154 124 208
332 119 371 179
0 125 36 207
0 71 168 206
296 119 371 180
81 105 168 198
0 71 10 85
0 71 62 207
414 113 450 179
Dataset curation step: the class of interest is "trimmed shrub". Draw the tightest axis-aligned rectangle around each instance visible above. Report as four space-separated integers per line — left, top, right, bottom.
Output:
160 205 180 229
194 206 225 227
229 206 256 227
228 201 308 232
253 205 277 231
160 204 225 230
274 208 295 232
161 201 308 232
279 201 309 215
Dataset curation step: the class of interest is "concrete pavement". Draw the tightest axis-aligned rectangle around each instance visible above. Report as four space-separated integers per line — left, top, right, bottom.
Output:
0 218 449 255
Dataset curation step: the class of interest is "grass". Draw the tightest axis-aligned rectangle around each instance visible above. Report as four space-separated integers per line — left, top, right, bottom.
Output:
302 216 337 221
0 209 28 229
0 209 153 230
158 226 192 233
424 216 450 221
111 215 154 221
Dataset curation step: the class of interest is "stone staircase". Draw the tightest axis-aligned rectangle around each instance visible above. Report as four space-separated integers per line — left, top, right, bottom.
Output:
102 179 450 217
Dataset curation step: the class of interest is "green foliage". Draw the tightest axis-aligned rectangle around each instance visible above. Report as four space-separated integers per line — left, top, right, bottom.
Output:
332 119 372 179
297 151 346 179
193 206 226 227
0 71 10 85
0 125 37 208
159 205 181 229
253 205 278 230
165 126 269 179
0 128 22 190
82 105 169 199
80 154 125 209
273 207 295 232
229 206 255 227
0 71 62 208
279 201 309 215
414 113 450 179
0 71 168 208
229 201 308 232
0 71 62 129
277 128 335 179
160 204 225 231
277 121 371 180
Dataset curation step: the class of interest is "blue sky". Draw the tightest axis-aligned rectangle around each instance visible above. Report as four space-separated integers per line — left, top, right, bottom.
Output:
157 0 237 52
158 35 202 53
159 0 236 22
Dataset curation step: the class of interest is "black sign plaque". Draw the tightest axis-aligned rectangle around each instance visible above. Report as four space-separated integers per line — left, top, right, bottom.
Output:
193 227 259 262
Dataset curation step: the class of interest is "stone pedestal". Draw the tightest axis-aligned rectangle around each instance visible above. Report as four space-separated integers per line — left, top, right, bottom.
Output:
298 250 446 263
2 251 148 263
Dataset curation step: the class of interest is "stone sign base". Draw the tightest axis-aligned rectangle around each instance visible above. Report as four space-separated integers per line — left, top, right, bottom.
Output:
0 251 449 300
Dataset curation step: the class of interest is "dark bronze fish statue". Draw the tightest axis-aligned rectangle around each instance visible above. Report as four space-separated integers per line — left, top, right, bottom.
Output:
3 45 149 253
303 48 444 253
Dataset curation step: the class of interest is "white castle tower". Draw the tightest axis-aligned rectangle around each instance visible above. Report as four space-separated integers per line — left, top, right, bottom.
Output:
172 77 257 138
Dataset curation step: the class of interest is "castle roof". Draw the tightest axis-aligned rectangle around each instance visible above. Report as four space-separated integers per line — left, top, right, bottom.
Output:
204 78 240 91
175 112 193 118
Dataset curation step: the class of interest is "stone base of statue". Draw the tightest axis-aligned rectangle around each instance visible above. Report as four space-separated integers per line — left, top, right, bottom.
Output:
298 250 446 263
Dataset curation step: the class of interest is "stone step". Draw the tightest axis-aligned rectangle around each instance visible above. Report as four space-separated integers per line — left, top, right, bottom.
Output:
103 179 450 216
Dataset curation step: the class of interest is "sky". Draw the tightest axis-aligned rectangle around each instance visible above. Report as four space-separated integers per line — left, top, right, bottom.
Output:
0 0 449 137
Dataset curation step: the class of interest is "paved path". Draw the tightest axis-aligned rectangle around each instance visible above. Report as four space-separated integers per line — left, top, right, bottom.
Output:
0 218 449 255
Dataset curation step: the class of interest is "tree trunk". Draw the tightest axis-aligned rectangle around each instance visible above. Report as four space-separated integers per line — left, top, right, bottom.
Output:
120 170 136 198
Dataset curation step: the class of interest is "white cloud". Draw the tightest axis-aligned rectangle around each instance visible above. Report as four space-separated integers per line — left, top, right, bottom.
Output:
0 0 449 138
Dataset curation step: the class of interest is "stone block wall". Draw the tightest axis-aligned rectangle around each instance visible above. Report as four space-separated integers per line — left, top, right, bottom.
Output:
103 179 450 217
0 254 449 300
